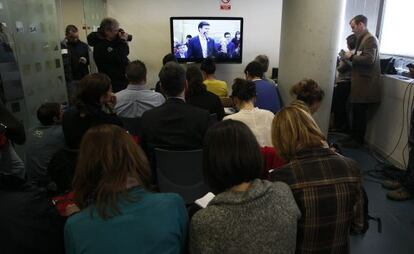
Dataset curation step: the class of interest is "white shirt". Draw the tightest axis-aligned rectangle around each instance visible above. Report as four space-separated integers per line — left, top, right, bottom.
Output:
115 84 165 118
199 35 208 58
224 107 274 147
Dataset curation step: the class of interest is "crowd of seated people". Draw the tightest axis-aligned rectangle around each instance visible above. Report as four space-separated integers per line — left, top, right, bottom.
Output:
0 46 368 254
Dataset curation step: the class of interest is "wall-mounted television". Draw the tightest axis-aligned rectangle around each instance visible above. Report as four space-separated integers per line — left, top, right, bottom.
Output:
170 17 243 63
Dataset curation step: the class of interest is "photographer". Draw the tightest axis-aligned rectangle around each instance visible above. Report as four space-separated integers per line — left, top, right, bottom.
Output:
87 17 131 92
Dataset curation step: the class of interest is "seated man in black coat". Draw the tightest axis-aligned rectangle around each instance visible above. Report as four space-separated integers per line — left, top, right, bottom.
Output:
141 62 210 162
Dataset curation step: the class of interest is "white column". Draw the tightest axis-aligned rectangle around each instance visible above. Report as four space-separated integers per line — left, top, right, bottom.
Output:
278 0 346 134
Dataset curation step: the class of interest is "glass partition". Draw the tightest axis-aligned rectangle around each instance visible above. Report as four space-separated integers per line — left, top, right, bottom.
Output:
0 0 67 155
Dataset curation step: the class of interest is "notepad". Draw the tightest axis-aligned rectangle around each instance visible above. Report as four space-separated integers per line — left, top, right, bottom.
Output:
195 192 215 208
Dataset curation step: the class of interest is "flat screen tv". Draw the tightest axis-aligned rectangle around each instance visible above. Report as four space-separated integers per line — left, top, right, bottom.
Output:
170 17 243 63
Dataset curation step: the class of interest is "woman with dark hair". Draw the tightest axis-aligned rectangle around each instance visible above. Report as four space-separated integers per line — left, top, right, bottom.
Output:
230 31 241 58
64 124 188 254
62 73 123 149
200 57 228 97
186 65 224 120
290 78 325 114
190 120 300 253
224 78 274 147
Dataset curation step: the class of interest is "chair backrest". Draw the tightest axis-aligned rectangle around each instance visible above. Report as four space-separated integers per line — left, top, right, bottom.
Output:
209 113 218 126
120 117 142 136
154 148 209 204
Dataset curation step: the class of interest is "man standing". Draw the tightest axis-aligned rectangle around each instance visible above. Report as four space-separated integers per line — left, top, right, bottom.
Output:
115 60 165 118
187 21 217 59
342 14 381 147
61 25 90 102
87 18 130 92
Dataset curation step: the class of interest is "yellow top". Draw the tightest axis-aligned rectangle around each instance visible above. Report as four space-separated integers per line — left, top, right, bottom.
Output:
203 79 228 97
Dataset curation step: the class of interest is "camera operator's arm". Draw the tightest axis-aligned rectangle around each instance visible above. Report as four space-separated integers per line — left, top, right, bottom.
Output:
0 101 25 145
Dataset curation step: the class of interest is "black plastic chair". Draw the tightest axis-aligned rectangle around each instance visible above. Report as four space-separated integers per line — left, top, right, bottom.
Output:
154 148 210 204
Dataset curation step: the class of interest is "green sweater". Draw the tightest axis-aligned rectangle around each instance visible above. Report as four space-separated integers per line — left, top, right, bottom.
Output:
65 187 188 254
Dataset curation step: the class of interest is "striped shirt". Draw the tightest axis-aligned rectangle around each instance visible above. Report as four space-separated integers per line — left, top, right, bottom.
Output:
270 148 364 254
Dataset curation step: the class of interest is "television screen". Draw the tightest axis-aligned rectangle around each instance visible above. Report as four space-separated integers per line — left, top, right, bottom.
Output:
170 17 243 63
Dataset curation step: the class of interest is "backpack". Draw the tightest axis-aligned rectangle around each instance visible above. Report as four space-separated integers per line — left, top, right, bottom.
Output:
361 188 382 234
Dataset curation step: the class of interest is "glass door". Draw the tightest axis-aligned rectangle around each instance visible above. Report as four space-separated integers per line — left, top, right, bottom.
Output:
0 0 67 154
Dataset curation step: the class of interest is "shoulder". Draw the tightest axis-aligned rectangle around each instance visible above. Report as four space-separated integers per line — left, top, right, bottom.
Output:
144 191 186 209
257 108 275 117
191 205 226 232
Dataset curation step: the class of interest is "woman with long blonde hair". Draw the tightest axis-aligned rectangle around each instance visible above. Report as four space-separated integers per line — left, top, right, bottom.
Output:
270 106 364 254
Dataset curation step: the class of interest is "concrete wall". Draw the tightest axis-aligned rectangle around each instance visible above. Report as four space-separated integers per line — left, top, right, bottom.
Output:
278 0 345 134
107 0 283 88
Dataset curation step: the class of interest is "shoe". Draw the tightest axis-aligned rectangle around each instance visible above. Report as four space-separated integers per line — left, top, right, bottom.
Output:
382 179 402 190
341 140 361 149
387 188 413 201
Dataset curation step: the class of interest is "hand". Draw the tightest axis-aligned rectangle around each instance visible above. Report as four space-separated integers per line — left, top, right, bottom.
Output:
65 204 80 217
79 57 87 64
344 51 353 60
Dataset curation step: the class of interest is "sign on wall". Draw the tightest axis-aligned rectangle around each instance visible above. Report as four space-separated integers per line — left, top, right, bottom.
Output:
220 0 231 10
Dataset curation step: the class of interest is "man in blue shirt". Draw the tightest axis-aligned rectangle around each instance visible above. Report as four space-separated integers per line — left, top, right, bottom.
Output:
245 61 281 113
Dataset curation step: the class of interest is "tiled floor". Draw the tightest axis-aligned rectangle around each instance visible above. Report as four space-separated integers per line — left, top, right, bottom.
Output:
330 134 414 254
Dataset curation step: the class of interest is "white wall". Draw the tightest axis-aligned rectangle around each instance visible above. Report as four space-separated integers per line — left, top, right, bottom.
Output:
56 0 87 42
107 0 283 88
366 75 414 168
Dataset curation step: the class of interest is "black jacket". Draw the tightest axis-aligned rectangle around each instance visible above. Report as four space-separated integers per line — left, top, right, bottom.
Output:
0 181 64 254
62 104 123 149
87 32 129 92
141 98 210 150
0 100 25 144
61 39 90 81
186 91 225 121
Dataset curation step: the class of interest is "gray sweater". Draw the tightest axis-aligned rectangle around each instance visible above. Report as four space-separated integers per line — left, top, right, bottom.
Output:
190 179 301 254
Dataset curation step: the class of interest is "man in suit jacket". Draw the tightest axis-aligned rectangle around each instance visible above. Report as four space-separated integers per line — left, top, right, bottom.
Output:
174 43 188 59
342 14 381 147
141 62 210 153
187 21 217 59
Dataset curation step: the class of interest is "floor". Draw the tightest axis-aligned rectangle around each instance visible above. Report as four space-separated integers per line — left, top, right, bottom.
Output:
329 134 414 254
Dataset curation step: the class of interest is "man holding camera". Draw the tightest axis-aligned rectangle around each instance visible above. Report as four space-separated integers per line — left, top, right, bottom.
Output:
87 17 131 92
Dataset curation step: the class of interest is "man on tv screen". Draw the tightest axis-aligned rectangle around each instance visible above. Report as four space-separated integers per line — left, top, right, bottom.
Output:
187 21 217 59
175 43 188 58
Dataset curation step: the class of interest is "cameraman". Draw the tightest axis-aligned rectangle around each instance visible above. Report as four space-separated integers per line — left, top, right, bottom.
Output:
87 17 130 92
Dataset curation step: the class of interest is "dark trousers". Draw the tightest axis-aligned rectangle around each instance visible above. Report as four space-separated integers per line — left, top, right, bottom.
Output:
403 148 414 193
351 103 369 144
332 82 351 130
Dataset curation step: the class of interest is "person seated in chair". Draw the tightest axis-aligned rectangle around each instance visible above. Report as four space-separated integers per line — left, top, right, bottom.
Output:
245 61 281 113
25 103 65 187
115 60 165 118
190 120 300 253
141 62 210 151
224 78 274 147
185 65 224 121
64 124 188 254
270 106 365 254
